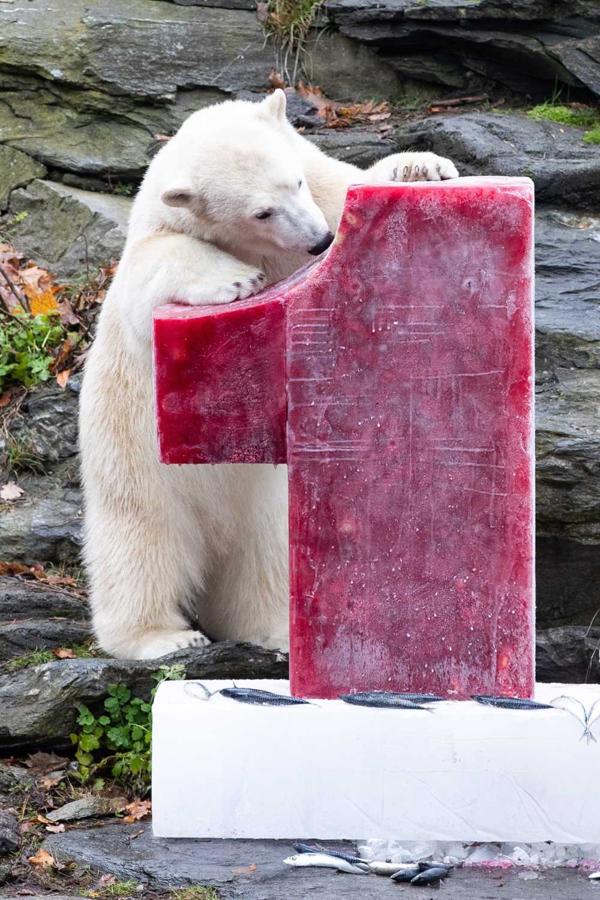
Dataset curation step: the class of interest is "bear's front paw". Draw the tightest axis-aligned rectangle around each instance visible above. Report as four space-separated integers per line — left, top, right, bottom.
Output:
369 152 459 184
133 629 211 660
185 266 266 306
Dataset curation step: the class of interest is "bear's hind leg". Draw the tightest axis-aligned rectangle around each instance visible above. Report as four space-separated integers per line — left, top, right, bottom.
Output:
86 504 210 660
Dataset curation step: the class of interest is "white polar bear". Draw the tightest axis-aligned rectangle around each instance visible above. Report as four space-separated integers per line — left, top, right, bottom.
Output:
79 90 458 660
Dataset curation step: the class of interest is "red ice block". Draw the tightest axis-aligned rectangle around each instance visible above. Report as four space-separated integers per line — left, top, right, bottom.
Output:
154 177 535 700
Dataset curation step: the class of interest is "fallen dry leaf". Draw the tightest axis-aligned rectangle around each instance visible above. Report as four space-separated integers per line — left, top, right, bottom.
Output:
233 863 257 875
55 369 71 389
122 799 152 823
21 264 59 316
45 823 66 833
28 849 55 869
268 69 285 89
52 647 76 659
40 770 67 789
25 751 70 774
0 482 24 501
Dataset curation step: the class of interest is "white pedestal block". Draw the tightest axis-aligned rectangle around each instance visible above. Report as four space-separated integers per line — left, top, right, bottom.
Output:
152 680 600 842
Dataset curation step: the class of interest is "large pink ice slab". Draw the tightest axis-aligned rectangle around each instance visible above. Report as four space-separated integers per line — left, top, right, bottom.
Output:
154 177 535 699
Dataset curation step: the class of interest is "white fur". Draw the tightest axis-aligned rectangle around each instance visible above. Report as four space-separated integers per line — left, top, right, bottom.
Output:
79 91 458 660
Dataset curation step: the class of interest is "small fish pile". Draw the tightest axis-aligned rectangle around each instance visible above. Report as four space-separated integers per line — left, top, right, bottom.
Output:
284 843 451 885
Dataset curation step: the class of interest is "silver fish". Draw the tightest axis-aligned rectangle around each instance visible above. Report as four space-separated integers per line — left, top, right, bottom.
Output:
390 866 421 882
220 687 310 706
473 695 553 710
293 842 364 864
284 853 368 874
369 861 419 875
340 691 429 710
411 865 450 885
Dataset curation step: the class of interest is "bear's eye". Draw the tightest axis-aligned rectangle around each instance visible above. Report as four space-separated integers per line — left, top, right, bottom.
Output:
255 210 272 220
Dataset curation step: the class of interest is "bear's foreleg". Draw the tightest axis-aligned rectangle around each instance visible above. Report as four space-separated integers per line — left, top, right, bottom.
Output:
118 232 266 345
366 152 459 184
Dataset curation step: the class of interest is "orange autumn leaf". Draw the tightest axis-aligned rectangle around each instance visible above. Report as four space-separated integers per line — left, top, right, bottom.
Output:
21 264 59 316
28 849 56 869
122 799 152 822
56 369 71 389
53 647 76 659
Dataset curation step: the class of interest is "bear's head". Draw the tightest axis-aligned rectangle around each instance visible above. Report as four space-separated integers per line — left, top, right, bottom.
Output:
157 90 333 258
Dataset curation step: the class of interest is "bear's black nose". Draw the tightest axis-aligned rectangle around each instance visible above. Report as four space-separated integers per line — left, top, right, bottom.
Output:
308 231 334 256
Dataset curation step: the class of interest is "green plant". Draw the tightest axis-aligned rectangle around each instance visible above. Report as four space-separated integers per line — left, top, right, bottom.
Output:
169 889 221 900
5 648 55 671
0 314 65 392
584 126 600 145
266 0 325 76
4 435 45 475
71 664 186 792
4 643 96 672
95 880 140 899
112 182 136 197
527 102 600 144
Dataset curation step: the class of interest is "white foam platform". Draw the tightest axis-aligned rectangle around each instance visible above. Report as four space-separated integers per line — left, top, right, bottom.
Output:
152 680 600 842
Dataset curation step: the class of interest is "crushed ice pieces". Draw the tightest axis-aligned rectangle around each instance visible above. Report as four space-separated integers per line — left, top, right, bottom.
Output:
358 839 600 870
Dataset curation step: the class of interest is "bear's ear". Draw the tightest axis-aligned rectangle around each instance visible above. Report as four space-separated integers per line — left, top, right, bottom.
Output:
261 88 287 123
161 187 194 208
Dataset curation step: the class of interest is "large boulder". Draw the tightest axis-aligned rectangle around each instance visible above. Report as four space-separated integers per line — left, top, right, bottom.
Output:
0 0 273 178
6 181 131 277
0 463 83 565
326 0 600 100
0 642 287 751
0 577 90 664
0 147 45 212
396 113 600 209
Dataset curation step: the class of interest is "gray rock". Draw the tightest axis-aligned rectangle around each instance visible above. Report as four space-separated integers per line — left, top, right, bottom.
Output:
0 620 91 664
6 181 131 278
0 763 34 804
42 824 600 898
536 209 600 371
309 129 396 168
536 626 600 683
0 147 45 212
46 796 125 823
326 1 600 99
0 810 19 856
537 537 600 629
0 577 87 622
536 368 600 544
0 0 273 98
0 642 287 751
0 70 225 178
9 380 80 465
303 31 402 101
0 463 83 565
396 113 600 209
0 0 273 178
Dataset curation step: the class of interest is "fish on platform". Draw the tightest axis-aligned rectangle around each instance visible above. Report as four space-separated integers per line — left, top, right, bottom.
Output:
411 864 451 885
397 693 444 703
369 861 421 875
284 853 368 874
472 695 553 710
293 843 364 864
339 691 430 710
390 866 421 881
220 687 310 706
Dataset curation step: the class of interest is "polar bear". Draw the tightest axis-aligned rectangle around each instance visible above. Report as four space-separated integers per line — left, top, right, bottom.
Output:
79 90 458 660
